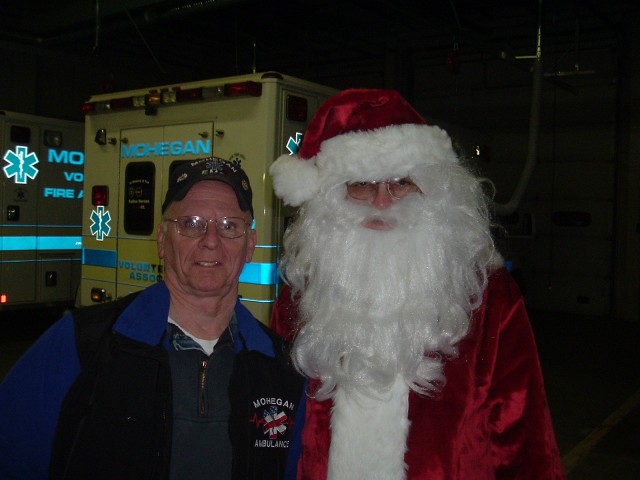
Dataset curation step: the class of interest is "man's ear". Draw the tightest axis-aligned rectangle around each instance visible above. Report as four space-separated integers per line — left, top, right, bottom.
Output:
157 222 166 259
245 228 257 263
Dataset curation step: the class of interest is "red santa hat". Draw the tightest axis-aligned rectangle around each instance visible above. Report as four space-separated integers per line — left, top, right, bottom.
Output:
270 88 459 206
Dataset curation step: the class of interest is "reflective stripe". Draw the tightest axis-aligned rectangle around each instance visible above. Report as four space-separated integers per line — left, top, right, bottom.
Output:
0 224 81 228
83 248 118 268
81 249 279 285
239 298 275 304
239 262 279 285
0 237 36 250
0 258 80 264
0 236 82 251
38 236 82 249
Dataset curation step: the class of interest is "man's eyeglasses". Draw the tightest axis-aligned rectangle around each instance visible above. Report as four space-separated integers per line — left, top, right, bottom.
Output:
166 216 250 239
346 178 421 200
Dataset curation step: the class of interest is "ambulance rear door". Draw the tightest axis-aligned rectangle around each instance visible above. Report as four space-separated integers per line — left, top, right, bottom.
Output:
116 122 213 299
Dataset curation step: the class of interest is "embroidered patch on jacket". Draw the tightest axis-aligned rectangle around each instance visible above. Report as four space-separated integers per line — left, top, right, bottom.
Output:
249 397 295 448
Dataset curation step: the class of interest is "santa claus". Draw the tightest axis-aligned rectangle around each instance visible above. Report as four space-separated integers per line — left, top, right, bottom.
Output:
269 89 565 480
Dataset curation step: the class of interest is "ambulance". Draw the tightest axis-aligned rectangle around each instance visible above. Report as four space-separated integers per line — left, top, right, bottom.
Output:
0 110 84 310
79 72 337 324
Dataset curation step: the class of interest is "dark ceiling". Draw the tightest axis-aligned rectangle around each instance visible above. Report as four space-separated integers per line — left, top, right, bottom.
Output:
1 0 637 89
1 0 638 134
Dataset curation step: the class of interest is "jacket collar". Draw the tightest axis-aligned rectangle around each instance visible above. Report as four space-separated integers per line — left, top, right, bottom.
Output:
113 282 275 358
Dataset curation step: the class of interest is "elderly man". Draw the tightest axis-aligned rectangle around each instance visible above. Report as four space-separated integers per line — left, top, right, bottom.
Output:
0 157 302 480
269 89 565 479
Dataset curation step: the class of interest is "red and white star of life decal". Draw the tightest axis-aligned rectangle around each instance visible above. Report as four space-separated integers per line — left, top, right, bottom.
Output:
263 409 288 439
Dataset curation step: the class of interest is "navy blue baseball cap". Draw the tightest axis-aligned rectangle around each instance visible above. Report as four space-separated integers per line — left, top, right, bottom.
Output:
162 156 253 217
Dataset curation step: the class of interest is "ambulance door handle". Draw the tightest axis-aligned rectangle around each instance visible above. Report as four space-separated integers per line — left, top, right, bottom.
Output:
199 131 209 138
215 129 224 138
121 137 129 144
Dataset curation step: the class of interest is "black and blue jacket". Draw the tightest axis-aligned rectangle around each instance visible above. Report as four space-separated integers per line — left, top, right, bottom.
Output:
0 282 303 479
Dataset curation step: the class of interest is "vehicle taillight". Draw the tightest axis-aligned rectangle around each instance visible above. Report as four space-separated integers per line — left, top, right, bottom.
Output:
224 81 262 97
92 185 109 206
91 288 109 303
81 102 96 115
0 294 7 303
287 95 308 122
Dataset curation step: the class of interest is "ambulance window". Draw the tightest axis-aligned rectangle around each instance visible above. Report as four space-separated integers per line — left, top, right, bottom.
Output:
10 126 31 144
124 162 155 235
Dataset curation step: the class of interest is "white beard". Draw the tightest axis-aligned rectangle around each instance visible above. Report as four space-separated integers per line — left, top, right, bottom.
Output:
281 162 499 479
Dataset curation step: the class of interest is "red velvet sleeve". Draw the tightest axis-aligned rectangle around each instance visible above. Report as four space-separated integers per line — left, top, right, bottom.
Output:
483 272 565 479
404 268 566 479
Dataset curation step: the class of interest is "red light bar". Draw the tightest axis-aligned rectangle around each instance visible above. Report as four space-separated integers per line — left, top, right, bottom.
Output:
110 97 134 109
224 81 262 97
176 87 203 102
92 185 109 206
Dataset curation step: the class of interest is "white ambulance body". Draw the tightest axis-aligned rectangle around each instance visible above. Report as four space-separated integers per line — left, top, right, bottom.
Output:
79 72 337 324
0 110 84 310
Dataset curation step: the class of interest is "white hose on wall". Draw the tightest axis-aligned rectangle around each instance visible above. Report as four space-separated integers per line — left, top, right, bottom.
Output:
492 0 543 217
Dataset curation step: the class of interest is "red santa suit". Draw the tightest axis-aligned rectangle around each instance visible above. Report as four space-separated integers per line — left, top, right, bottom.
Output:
272 268 565 480
268 88 565 479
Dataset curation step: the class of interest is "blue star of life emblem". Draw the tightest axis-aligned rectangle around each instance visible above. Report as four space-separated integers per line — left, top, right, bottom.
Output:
3 146 40 184
90 206 112 241
286 132 304 155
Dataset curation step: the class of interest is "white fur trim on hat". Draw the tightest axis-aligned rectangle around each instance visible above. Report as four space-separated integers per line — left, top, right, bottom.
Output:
269 153 320 206
270 123 458 206
315 123 457 184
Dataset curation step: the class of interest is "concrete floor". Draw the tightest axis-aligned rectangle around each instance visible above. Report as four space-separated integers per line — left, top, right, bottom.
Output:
531 310 640 479
1 306 639 478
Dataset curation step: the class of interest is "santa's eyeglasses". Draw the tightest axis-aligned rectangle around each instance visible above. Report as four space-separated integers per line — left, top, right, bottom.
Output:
346 178 421 200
